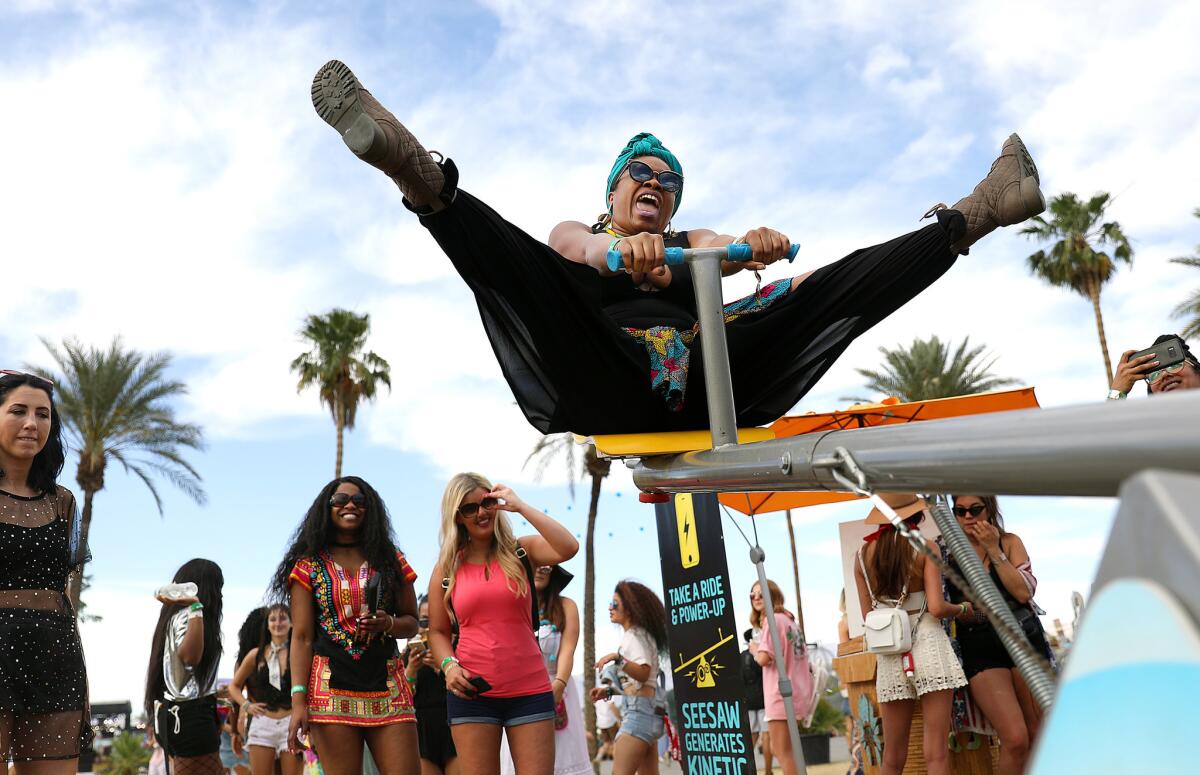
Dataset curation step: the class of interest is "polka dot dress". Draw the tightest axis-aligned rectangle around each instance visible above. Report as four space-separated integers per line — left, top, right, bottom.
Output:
0 486 90 762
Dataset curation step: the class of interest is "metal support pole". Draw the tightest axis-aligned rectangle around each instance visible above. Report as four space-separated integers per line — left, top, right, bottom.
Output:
631 389 1200 497
689 248 739 449
750 544 807 775
926 500 1057 710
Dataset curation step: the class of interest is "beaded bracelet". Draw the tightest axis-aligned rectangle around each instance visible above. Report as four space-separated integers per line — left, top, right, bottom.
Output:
440 656 460 672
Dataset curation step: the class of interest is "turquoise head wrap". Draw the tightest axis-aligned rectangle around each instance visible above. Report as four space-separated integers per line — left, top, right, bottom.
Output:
606 132 684 216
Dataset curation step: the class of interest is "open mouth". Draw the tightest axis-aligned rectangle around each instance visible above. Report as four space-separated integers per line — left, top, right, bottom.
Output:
634 191 661 218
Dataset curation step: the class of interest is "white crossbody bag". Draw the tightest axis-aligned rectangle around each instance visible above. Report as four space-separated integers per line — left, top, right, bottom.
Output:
858 547 924 655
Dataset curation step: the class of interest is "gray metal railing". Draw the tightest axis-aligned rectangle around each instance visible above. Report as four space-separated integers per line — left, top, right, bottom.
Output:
627 246 1200 759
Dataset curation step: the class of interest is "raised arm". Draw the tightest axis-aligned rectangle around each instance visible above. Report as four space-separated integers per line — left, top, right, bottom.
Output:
489 483 578 566
177 610 205 668
992 533 1033 604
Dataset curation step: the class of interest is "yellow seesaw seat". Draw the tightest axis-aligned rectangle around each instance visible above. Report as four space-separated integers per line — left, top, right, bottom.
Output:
576 427 776 459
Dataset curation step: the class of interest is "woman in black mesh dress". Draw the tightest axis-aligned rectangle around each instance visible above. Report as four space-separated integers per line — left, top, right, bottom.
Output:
0 371 91 771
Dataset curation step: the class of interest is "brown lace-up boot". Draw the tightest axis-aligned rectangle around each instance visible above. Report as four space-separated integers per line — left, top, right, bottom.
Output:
312 60 450 212
925 133 1045 255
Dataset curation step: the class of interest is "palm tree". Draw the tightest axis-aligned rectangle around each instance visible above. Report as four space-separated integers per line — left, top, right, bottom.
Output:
1021 192 1134 387
1170 207 1200 340
35 338 205 610
526 433 611 764
291 309 391 478
845 335 1018 403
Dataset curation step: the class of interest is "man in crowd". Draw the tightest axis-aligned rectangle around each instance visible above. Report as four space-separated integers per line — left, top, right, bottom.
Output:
1108 333 1200 399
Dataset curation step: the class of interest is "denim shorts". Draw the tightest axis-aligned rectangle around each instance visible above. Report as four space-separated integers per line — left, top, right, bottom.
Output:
445 690 556 727
617 696 665 744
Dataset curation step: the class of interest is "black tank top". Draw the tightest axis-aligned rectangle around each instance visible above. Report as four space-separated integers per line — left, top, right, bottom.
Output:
248 656 292 711
599 231 697 330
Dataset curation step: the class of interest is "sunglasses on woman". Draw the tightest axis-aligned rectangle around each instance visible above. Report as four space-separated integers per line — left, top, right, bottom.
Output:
457 497 499 517
624 160 684 193
1147 363 1186 384
952 504 986 518
0 369 54 386
329 493 366 507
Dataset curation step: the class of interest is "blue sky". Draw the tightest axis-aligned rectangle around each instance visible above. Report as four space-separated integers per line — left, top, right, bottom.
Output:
3 0 1199 707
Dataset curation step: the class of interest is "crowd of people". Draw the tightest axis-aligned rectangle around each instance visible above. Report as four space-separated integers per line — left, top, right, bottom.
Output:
1 342 1197 771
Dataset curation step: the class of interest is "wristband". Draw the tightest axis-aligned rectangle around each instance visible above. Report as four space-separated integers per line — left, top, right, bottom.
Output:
406 675 418 686
188 601 204 611
290 684 307 695
959 603 968 616
553 677 567 686
440 656 459 671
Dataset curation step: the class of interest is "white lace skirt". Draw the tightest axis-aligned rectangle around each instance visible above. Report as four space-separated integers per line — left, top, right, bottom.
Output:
875 613 967 702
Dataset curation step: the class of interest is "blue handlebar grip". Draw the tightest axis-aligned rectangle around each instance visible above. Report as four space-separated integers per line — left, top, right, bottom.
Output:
726 243 753 261
726 243 801 262
664 247 686 265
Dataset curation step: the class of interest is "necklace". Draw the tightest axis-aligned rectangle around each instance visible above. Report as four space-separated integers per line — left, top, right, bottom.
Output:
330 540 361 548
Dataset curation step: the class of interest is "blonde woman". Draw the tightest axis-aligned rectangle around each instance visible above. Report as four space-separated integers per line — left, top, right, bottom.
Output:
749 580 812 775
427 473 579 775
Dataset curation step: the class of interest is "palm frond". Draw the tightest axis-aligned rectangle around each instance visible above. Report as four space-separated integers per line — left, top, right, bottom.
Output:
34 337 206 514
849 335 1018 402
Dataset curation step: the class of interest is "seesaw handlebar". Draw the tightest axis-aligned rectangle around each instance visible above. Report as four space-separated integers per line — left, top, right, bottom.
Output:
605 242 800 273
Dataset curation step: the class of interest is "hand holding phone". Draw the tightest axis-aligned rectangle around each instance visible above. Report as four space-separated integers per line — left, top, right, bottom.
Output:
467 676 492 696
1117 336 1188 393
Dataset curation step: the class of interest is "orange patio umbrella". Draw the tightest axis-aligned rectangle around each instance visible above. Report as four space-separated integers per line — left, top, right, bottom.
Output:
719 387 1040 516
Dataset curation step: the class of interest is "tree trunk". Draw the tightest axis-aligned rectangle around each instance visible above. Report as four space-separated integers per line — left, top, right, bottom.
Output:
583 471 603 770
785 510 804 636
335 412 345 479
67 488 96 612
1090 284 1114 389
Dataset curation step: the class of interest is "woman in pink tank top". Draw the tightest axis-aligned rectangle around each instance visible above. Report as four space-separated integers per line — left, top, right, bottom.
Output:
427 473 579 775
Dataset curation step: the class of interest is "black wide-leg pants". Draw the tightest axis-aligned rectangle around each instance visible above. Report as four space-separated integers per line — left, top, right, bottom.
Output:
420 190 962 436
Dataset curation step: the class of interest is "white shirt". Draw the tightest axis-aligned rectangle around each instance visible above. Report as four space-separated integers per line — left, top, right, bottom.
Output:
617 627 659 691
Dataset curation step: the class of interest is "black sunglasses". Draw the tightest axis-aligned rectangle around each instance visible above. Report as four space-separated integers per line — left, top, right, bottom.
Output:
625 160 683 193
330 493 366 508
952 504 986 518
458 497 499 518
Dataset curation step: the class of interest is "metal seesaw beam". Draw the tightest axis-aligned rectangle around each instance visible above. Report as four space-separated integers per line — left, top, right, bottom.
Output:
631 389 1200 497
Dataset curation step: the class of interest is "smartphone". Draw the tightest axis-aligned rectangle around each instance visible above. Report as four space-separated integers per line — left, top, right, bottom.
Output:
1129 337 1186 371
364 574 382 613
468 676 492 695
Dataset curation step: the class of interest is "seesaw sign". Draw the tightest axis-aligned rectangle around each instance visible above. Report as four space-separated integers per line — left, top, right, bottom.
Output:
655 492 754 775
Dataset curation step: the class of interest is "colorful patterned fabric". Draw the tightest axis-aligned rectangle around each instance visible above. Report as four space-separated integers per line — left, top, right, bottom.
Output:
623 279 791 410
306 654 415 726
289 552 418 661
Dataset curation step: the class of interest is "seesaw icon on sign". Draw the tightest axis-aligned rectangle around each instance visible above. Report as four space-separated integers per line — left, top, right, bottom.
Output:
675 493 699 569
674 628 734 688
